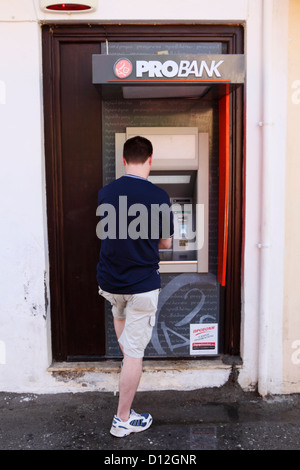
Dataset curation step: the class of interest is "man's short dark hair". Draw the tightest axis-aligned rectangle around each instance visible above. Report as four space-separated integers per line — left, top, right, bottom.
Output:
123 136 153 164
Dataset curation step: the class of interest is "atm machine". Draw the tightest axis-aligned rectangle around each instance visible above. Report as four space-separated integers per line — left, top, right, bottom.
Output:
115 127 209 274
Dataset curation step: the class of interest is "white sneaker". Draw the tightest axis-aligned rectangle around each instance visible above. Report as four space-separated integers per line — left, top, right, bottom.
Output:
110 409 152 437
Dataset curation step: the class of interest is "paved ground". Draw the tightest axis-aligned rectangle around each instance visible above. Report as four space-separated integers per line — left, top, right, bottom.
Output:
0 379 300 452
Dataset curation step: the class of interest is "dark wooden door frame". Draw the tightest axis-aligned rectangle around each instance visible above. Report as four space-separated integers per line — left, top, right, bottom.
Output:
42 24 244 360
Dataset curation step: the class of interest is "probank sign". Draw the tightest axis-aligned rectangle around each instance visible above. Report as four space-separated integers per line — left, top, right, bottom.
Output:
92 54 245 84
115 58 224 79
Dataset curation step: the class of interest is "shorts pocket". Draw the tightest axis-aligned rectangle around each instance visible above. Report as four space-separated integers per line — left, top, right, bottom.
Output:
98 287 116 305
139 314 155 352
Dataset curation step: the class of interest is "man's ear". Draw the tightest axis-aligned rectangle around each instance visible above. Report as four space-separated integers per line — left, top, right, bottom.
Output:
148 155 153 166
122 156 127 166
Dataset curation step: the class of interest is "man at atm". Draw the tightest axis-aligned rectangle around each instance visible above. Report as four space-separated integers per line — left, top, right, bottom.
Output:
96 135 174 437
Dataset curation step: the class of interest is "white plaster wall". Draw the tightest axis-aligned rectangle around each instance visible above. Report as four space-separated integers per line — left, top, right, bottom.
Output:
34 0 249 23
282 0 300 394
238 0 289 395
0 0 290 394
237 0 263 392
0 19 52 391
264 0 288 394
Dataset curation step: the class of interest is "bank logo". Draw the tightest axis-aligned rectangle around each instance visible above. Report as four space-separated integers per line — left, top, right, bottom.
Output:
114 58 132 79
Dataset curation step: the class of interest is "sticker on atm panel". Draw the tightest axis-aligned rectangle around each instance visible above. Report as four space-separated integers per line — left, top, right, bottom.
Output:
190 323 218 355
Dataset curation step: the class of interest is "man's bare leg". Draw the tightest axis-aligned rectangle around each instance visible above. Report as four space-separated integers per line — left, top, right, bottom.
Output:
116 354 143 421
113 318 143 421
113 317 125 355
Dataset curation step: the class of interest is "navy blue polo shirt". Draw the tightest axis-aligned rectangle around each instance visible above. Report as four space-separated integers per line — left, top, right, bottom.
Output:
96 174 174 294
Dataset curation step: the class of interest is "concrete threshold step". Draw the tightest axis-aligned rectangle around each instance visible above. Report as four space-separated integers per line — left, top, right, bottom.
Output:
46 358 241 392
48 358 232 375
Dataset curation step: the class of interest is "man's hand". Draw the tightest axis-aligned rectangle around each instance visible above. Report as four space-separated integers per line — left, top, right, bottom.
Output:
158 237 173 250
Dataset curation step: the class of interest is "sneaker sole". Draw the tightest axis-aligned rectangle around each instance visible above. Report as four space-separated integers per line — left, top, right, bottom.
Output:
110 417 152 438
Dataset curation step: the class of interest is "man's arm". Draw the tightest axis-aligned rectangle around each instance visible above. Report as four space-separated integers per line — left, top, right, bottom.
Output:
158 194 174 250
158 237 173 250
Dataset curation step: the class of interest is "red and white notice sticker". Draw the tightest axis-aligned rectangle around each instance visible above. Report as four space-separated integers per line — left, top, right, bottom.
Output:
190 323 218 355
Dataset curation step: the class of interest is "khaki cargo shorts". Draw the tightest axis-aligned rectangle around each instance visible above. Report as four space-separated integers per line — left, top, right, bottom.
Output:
98 287 160 358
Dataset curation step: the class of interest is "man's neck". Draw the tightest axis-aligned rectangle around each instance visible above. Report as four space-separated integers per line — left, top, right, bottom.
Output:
124 158 152 179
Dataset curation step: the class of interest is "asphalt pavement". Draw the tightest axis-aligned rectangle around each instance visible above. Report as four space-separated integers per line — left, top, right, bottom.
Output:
0 378 300 452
